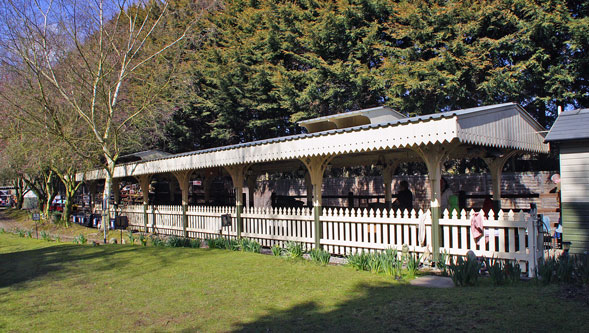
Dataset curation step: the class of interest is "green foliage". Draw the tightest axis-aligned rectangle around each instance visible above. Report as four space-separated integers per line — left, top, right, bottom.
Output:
538 257 557 285
449 255 480 287
485 257 506 286
73 233 87 245
155 0 589 152
151 235 165 247
575 254 589 284
438 251 449 276
556 255 576 284
347 251 371 271
16 228 25 237
504 260 522 284
26 230 32 238
309 248 331 265
190 238 202 249
404 252 421 278
284 242 303 259
0 228 4 234
40 231 52 242
239 238 261 253
271 244 282 256
139 233 147 246
127 231 135 245
205 238 218 249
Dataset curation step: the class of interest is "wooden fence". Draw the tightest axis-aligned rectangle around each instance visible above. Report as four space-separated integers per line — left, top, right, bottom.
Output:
116 204 541 276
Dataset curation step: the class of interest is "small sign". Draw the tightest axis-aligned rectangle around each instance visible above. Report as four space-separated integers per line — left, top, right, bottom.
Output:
192 180 202 186
32 213 40 221
221 214 232 227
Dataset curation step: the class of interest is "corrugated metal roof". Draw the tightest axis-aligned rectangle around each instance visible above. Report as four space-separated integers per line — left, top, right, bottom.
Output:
545 109 589 142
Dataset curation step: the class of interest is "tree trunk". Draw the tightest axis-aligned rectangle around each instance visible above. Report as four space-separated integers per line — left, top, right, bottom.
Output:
13 176 27 210
101 159 116 243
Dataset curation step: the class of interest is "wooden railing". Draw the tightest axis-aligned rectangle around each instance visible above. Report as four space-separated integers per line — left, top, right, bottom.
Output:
117 204 540 276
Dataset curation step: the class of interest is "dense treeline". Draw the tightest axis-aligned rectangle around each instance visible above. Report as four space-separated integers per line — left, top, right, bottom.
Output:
155 0 589 153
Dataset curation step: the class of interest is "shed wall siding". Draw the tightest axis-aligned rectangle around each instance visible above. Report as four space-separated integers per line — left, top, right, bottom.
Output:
560 141 589 254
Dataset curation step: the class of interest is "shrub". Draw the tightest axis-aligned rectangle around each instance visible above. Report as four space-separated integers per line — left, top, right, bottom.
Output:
556 255 575 284
17 228 25 237
0 228 4 234
449 255 480 286
309 248 331 265
73 233 87 245
206 238 217 249
271 244 282 256
347 251 370 271
285 241 303 259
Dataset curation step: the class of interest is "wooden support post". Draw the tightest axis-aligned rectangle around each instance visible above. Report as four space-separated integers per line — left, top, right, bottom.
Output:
225 164 250 239
112 178 121 228
301 155 335 249
246 172 258 208
483 151 517 212
413 145 454 264
304 171 313 208
173 170 193 238
88 181 97 212
136 174 152 233
382 160 400 211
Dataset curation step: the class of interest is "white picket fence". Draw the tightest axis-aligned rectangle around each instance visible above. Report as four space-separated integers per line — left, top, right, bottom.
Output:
116 204 540 275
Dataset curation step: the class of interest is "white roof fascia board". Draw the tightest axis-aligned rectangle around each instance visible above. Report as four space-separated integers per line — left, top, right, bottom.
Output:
79 116 458 181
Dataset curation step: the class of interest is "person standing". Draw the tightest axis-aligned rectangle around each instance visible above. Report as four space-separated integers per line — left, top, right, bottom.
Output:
395 180 413 212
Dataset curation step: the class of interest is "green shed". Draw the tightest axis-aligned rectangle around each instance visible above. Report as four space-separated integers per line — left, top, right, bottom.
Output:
545 109 589 254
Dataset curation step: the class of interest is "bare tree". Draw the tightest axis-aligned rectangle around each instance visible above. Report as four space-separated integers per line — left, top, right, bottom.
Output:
0 0 216 241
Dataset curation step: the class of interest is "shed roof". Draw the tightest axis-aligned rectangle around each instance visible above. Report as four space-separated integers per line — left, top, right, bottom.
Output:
79 103 549 181
545 108 589 142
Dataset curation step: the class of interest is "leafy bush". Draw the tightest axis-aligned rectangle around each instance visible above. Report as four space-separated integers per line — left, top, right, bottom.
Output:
347 251 370 271
556 255 575 284
26 230 33 238
73 233 87 245
16 228 25 237
449 255 480 286
309 248 331 265
284 241 303 259
271 244 282 256
0 228 4 234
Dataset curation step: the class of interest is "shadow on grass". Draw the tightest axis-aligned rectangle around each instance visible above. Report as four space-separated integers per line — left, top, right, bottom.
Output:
0 242 222 289
228 280 588 332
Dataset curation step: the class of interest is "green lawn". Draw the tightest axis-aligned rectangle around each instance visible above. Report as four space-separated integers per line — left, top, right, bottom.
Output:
1 234 588 332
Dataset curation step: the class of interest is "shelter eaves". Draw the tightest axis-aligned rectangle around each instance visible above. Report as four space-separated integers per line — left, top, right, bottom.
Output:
545 109 589 142
78 103 549 181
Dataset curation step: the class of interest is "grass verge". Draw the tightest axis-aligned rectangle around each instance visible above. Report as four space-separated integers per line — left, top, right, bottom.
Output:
1 233 589 331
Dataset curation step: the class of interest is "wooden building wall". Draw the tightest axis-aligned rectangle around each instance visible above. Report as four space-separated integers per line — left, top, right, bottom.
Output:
560 141 589 254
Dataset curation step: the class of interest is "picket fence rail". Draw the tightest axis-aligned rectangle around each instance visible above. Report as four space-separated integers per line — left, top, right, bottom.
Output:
113 204 540 275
